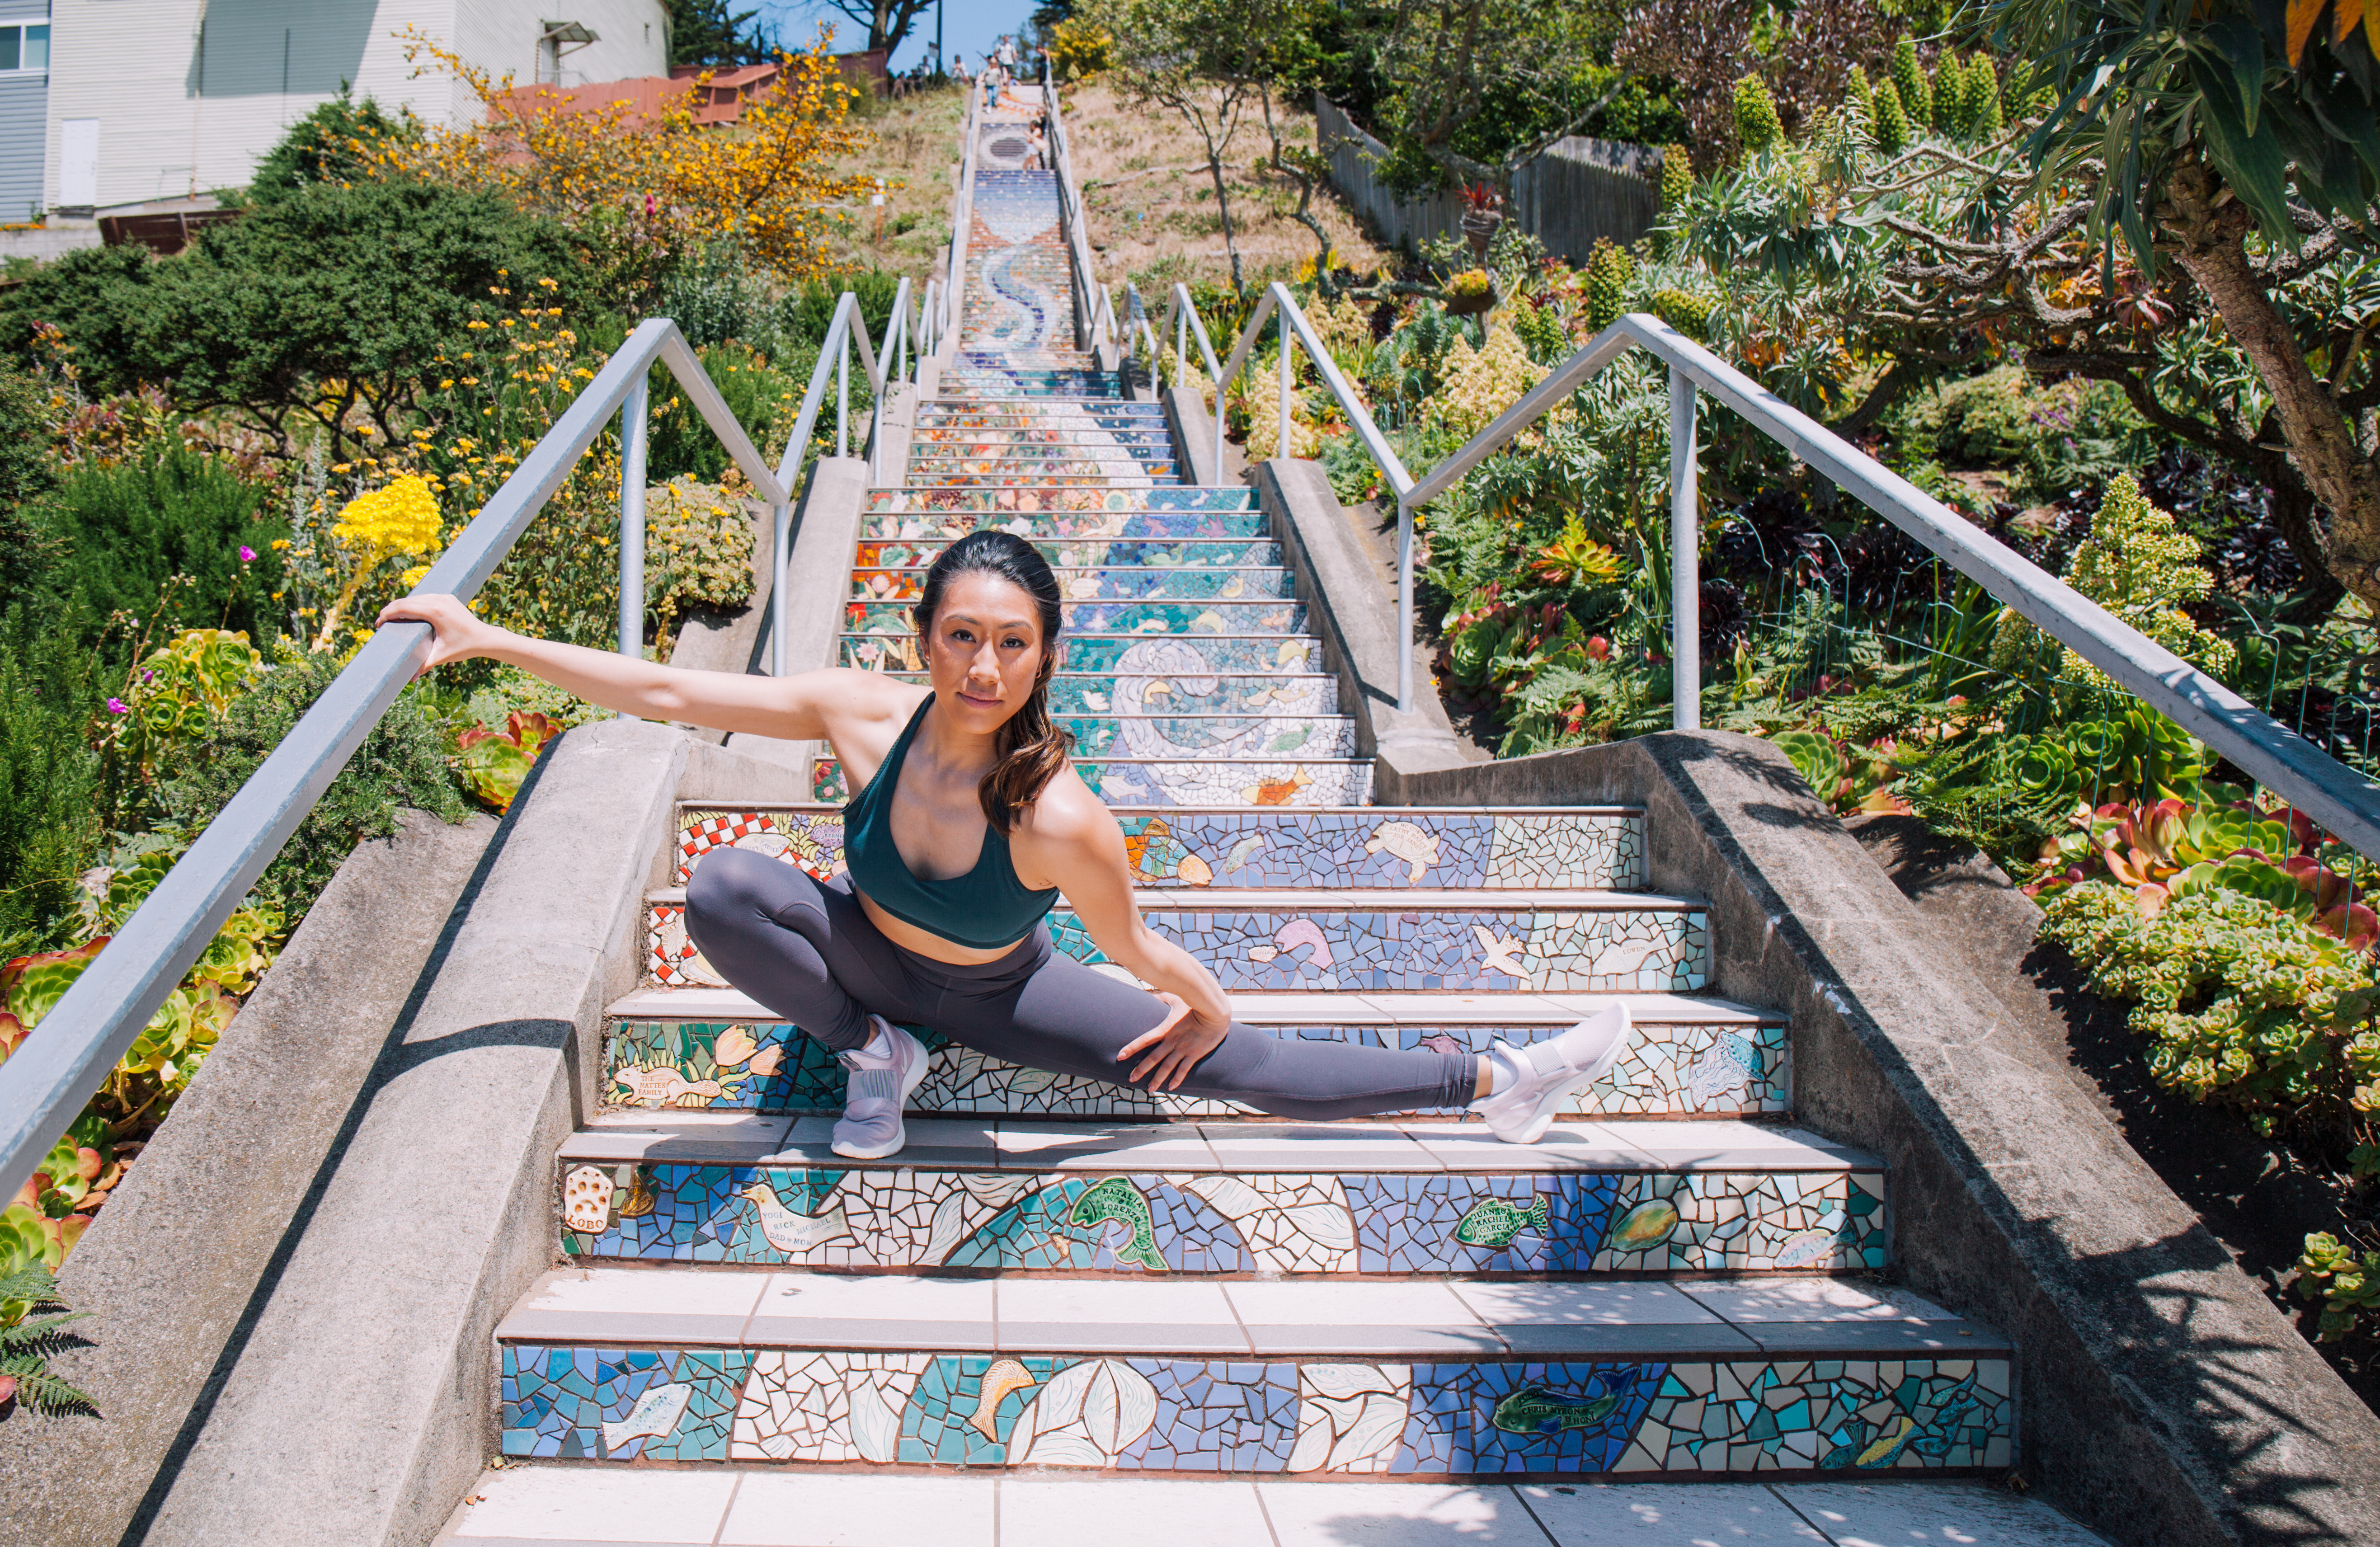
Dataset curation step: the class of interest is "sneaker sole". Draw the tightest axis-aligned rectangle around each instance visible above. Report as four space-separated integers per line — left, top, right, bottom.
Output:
831 1029 933 1160
1507 1006 1633 1145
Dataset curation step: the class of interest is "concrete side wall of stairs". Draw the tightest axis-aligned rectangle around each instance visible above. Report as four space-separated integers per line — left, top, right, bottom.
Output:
1381 735 2380 1547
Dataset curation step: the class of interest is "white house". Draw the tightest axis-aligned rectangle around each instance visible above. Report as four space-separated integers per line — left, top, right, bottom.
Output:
32 0 668 216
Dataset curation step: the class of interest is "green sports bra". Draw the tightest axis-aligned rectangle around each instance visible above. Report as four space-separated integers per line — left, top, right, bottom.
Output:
842 695 1063 950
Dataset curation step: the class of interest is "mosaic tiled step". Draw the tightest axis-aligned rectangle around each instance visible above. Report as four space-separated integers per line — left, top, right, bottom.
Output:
860 542 1288 577
916 404 1170 427
853 564 1296 602
904 454 1183 479
903 470 1181 489
865 485 1254 513
668 805 1649 892
842 632 1325 676
863 509 1270 541
847 599 1306 634
909 429 1177 449
497 1269 2012 1475
650 887 1708 992
859 673 1343 717
555 1116 1878 1273
605 987 1785 1119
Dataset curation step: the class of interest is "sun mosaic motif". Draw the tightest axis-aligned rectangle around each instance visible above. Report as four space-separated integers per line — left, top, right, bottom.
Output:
500 1345 2013 1475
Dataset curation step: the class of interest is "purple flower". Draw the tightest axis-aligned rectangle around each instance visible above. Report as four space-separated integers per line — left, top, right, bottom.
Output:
107 697 128 714
239 545 257 562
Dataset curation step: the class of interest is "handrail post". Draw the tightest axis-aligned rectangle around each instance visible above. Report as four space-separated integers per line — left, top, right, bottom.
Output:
837 330 850 458
617 373 649 677
1396 493 1415 713
771 494 790 677
1670 369 1700 731
1277 304 1293 462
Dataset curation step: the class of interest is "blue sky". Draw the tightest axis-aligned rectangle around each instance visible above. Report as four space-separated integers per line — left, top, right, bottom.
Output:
763 3 1042 74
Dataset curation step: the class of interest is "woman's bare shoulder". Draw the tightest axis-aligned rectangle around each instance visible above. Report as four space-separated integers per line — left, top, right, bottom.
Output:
1010 767 1128 880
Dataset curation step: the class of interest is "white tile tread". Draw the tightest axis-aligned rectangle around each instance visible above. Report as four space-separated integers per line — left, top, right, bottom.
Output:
560 1116 1874 1175
436 1470 2111 1546
669 804 1649 818
492 1266 2000 1359
607 987 1773 1025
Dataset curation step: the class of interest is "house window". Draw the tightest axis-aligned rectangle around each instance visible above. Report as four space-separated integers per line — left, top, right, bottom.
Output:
0 24 50 73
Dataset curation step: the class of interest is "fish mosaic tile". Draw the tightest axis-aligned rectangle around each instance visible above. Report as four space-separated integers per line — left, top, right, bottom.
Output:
501 1345 751 1460
649 897 1703 991
499 1346 2011 1476
561 1161 1881 1274
604 1012 1784 1121
667 807 1647 891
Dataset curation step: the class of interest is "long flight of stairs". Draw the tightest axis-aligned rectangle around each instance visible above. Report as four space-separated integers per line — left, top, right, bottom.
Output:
443 82 2078 1547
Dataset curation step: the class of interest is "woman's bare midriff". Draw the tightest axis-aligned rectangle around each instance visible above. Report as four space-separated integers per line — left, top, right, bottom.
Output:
856 889 1029 965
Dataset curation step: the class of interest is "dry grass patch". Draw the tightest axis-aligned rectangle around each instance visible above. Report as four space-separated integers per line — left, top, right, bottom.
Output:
820 84 970 281
1056 82 1394 293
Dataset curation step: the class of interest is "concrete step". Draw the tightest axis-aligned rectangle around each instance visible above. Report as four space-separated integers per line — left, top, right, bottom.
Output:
840 631 1326 676
554 1117 1878 1275
847 597 1307 634
605 987 1782 1122
853 564 1298 602
437 1468 2107 1546
668 805 1649 892
494 1269 2009 1476
649 887 1709 993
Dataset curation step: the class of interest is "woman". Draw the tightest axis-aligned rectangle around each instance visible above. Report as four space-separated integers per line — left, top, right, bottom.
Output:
381 531 1627 1160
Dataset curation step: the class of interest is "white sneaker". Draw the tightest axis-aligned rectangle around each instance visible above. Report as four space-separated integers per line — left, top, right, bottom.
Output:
1472 1004 1632 1144
832 1016 928 1159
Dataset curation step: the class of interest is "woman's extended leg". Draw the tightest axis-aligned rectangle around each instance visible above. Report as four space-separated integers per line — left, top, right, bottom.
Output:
936 938 1481 1121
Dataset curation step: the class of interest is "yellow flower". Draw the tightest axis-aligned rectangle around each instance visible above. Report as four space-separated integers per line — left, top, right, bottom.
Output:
270 537 292 550
467 320 491 330
332 474 444 559
397 564 432 588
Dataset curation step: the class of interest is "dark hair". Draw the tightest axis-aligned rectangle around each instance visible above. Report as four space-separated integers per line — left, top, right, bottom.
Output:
912 529 1074 832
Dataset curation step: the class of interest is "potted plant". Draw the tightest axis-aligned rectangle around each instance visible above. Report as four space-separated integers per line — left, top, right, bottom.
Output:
1458 182 1503 258
1443 268 1497 316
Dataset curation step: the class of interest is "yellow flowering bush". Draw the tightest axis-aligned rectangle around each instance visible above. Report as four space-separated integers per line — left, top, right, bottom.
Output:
644 474 758 651
1242 356 1320 461
1424 324 1545 440
331 474 442 560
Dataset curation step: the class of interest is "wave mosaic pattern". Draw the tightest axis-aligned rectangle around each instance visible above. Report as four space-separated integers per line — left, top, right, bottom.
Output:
557 1158 1885 1274
501 1345 2012 1474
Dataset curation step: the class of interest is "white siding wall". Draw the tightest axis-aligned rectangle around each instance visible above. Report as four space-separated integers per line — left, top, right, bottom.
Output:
44 0 664 211
0 0 50 221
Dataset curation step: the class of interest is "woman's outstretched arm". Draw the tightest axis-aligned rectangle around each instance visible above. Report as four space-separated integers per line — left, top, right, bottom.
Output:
376 592 899 745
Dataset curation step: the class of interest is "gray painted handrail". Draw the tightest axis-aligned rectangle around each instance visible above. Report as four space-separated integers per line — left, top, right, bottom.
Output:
0 301 886 1205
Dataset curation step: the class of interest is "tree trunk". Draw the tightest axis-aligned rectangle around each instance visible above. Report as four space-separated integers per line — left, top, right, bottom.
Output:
2162 156 2380 611
1208 156 1244 296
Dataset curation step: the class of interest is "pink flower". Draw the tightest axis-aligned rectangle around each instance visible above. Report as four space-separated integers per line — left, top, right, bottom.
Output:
239 545 256 562
107 698 128 714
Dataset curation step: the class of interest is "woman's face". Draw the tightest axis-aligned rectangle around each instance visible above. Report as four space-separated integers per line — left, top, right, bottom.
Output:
922 571 1048 737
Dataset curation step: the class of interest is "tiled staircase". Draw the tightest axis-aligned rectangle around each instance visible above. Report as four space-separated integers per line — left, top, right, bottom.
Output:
454 87 2045 1546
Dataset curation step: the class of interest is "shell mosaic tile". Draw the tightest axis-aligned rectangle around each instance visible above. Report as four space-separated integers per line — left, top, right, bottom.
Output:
501 1345 751 1460
666 806 1646 892
650 897 1701 990
561 1162 1881 1274
499 1347 2010 1476
844 598 1308 635
603 1014 1784 1120
852 565 1298 603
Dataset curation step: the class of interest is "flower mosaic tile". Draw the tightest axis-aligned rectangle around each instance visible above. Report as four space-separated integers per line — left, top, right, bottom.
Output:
500 1346 2010 1476
666 806 1647 892
851 565 1298 604
604 1011 1784 1121
649 897 1703 991
840 632 1322 675
560 1160 1882 1274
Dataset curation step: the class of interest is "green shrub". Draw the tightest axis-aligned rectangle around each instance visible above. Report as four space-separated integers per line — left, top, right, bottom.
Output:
779 269 906 352
1871 75 1912 155
248 90 420 203
41 450 286 664
158 644 465 919
1889 34 1930 129
1585 239 1635 332
645 339 808 484
0 603 102 950
1734 76 1783 155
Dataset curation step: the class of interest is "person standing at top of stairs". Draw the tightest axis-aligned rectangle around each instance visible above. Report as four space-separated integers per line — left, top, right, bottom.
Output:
379 536 1628 1161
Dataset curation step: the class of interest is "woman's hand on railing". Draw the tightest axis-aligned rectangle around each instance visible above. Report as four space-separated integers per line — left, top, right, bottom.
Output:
378 593 505 676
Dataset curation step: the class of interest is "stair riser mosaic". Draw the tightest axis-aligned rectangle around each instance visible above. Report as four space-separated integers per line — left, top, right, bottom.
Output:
671 808 1648 891
862 543 1285 574
559 1163 1879 1274
849 675 1344 718
865 488 1254 514
963 169 1083 363
649 902 1706 992
912 428 1175 447
853 567 1298 603
841 634 1326 675
847 600 1307 634
904 471 1181 488
916 403 1168 420
604 1016 1786 1119
500 1346 2010 1475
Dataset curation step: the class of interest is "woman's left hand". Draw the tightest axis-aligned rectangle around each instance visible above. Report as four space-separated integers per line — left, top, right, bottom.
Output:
1117 992 1230 1091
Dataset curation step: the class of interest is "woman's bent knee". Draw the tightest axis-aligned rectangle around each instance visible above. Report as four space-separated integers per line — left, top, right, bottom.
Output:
685 848 794 934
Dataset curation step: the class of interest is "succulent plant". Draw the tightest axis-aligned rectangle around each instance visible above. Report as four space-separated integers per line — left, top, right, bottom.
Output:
456 710 564 814
1734 75 1784 155
2298 1233 2380 1340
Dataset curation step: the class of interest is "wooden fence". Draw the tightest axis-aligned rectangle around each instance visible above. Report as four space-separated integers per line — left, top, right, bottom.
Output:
1315 96 1663 264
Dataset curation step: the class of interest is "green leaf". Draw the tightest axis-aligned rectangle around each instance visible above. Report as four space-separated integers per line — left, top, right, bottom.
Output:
2187 55 2299 241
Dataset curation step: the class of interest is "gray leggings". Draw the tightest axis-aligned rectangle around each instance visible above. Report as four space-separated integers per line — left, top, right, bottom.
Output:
684 848 1477 1120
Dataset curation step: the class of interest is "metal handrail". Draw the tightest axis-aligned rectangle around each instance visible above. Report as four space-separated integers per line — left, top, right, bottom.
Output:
1040 64 1111 354
938 88 982 368
1191 288 2380 856
1152 282 1229 483
0 297 911 1204
773 292 883 673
